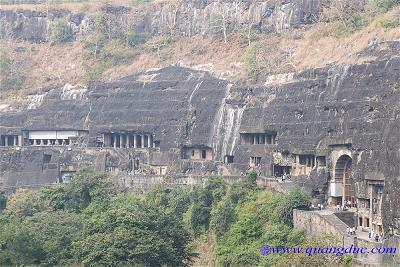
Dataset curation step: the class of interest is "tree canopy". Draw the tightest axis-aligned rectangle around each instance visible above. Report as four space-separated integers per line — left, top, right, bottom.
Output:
0 170 342 266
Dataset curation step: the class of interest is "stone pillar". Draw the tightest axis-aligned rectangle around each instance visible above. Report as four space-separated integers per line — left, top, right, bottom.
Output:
272 135 275 144
48 139 51 146
120 134 125 148
103 134 107 147
148 135 151 149
126 134 130 148
133 135 137 148
13 136 18 146
113 134 117 148
141 135 145 148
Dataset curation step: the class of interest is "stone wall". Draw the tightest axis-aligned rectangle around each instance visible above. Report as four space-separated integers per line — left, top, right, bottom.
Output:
293 209 348 239
294 209 400 266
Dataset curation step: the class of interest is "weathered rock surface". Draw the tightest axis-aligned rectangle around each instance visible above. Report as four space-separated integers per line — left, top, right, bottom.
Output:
0 0 328 42
0 38 399 266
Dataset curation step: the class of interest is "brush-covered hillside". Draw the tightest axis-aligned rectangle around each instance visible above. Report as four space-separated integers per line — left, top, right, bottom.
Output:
0 0 399 109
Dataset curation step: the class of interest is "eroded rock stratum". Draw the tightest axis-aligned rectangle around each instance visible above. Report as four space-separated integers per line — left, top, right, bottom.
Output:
0 39 399 265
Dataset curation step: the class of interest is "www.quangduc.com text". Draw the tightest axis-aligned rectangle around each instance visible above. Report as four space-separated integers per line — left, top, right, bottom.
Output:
260 244 397 257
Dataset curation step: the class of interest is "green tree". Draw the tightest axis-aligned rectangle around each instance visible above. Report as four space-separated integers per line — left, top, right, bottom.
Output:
0 211 82 266
228 172 259 206
205 176 227 203
73 197 195 267
276 187 310 226
216 213 263 266
189 177 227 235
210 196 237 238
40 169 118 213
27 211 82 265
165 186 192 217
189 186 212 235
5 188 46 216
0 216 44 266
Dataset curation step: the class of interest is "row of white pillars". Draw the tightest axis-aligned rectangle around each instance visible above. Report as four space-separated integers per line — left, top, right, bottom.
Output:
107 133 154 148
30 139 70 146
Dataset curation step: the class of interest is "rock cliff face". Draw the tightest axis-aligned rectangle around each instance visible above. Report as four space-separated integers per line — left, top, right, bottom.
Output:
0 66 230 149
0 1 400 265
0 0 327 42
145 0 326 36
0 8 88 42
1 39 400 265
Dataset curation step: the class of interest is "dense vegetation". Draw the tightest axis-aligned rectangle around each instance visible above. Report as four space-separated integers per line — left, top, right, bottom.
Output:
0 170 350 266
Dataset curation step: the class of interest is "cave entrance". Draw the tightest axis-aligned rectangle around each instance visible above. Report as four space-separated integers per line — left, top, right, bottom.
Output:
335 155 355 207
273 165 291 178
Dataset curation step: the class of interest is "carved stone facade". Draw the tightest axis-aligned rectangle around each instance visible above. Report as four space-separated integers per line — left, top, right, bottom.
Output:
1 45 399 263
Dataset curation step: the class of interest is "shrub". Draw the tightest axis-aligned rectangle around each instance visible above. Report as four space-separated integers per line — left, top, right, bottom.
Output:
371 0 400 13
276 187 310 226
373 15 400 29
127 28 151 47
100 40 137 64
244 42 260 80
0 192 6 212
84 63 106 87
51 19 73 43
0 50 11 86
145 35 172 53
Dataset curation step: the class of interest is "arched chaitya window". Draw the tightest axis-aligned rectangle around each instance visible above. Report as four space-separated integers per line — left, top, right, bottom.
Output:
335 155 354 207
